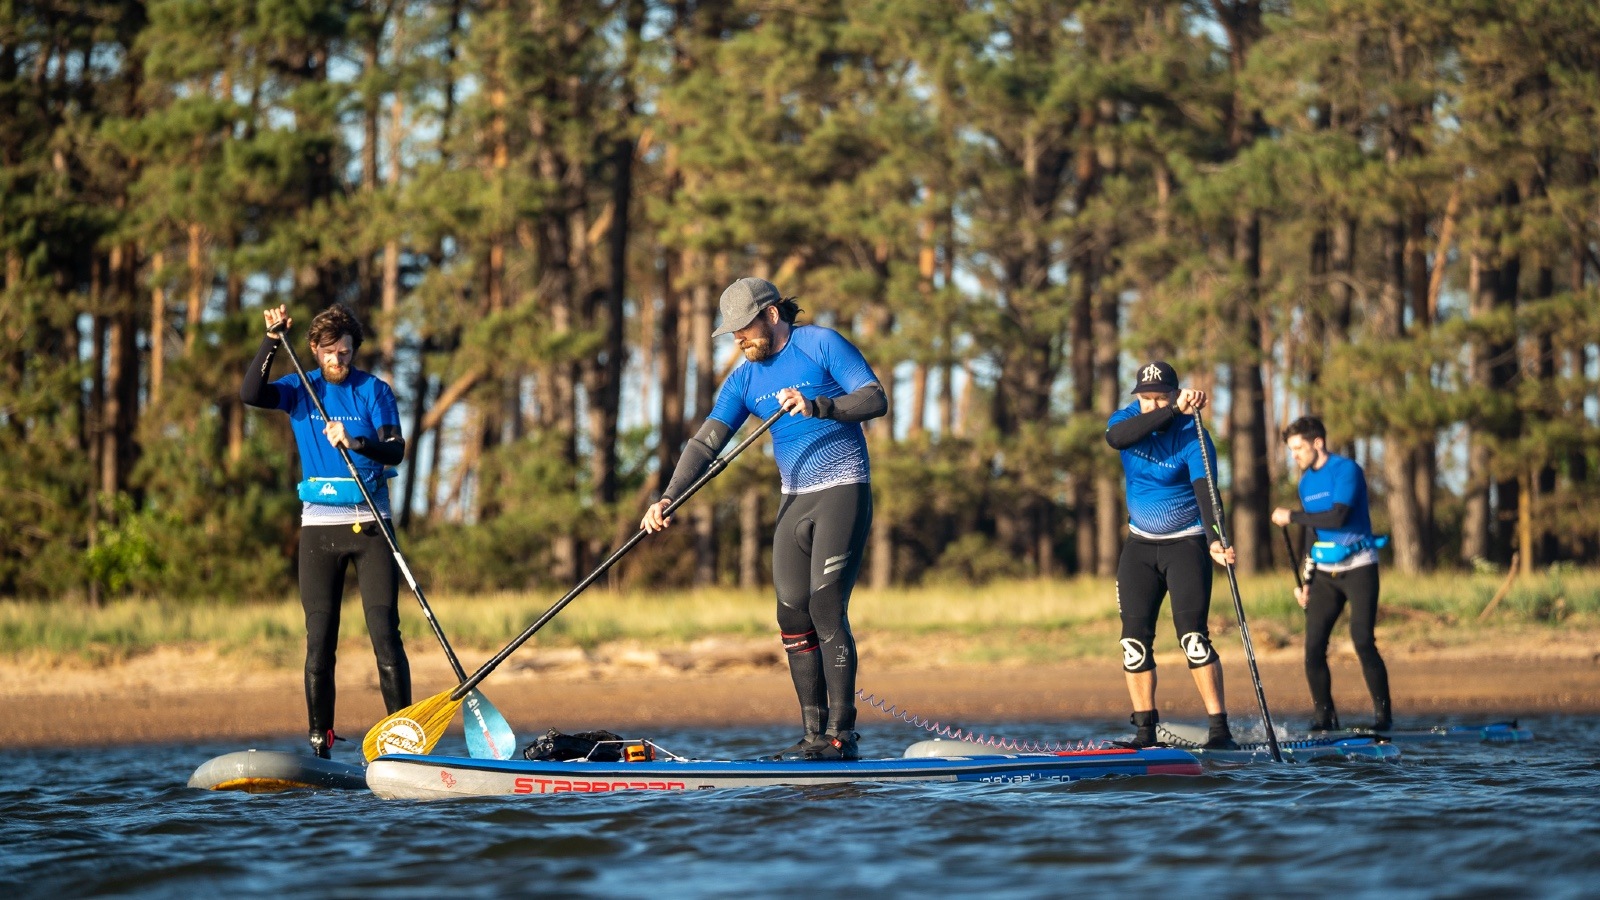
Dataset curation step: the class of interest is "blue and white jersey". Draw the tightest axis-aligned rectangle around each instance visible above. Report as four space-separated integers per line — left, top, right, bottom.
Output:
708 325 878 495
1108 402 1214 539
1299 452 1377 572
268 368 400 525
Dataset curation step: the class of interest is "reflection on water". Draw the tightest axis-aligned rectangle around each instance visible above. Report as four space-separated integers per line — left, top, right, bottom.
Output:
2 716 1597 897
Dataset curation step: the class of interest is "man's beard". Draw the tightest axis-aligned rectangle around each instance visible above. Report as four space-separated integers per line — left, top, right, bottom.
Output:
738 321 776 362
321 361 351 384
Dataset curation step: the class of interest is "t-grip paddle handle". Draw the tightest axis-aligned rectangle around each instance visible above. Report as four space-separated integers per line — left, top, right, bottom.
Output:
448 407 787 701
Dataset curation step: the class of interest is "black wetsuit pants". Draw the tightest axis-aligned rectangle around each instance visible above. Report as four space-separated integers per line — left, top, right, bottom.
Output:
299 522 411 737
1304 563 1390 722
773 482 872 737
1116 535 1219 672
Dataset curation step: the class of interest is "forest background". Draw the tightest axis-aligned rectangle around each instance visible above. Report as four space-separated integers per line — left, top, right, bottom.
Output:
4 0 1600 606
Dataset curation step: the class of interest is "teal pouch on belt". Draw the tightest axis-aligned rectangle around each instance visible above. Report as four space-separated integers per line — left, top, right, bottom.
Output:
297 468 398 505
1309 535 1388 565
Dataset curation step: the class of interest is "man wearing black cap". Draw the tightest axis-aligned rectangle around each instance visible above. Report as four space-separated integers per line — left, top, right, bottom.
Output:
641 277 887 760
1105 361 1239 749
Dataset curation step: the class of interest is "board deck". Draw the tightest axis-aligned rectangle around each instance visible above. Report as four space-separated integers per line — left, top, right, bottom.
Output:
364 745 1203 800
188 749 368 793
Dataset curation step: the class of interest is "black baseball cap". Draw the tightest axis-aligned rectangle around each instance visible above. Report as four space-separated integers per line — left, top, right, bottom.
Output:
1131 360 1180 394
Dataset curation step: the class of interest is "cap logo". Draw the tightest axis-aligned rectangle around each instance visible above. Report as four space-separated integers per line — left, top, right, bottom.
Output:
1141 363 1163 382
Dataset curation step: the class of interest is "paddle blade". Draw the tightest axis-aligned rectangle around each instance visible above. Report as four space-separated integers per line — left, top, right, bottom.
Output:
363 690 462 762
462 689 517 761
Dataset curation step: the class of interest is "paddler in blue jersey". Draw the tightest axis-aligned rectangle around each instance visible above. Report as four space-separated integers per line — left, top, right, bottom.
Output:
242 303 411 758
1105 361 1239 750
1272 416 1392 732
641 277 886 761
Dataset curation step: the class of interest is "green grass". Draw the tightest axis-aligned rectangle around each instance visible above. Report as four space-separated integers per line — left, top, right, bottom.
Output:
3 567 1597 666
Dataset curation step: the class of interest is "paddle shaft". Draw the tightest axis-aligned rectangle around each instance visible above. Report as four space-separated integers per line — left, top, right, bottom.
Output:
270 328 470 683
450 408 786 700
1282 525 1304 589
1193 410 1284 763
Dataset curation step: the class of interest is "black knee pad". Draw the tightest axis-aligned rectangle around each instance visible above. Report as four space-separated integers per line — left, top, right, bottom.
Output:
1120 637 1155 673
1179 631 1217 668
776 596 813 634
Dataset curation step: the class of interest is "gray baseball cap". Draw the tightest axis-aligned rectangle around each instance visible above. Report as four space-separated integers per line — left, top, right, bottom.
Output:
712 277 783 337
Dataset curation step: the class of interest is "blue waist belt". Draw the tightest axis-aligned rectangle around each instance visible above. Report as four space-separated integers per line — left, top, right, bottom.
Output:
1310 535 1388 565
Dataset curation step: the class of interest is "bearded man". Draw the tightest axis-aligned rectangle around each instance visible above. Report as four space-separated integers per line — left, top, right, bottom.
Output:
641 277 886 761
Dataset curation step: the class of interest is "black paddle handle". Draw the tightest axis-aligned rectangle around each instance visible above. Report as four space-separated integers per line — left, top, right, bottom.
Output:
1193 409 1284 762
451 408 786 699
268 326 469 683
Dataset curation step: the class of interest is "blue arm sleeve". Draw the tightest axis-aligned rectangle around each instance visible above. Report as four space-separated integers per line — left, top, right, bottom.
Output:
1183 420 1217 483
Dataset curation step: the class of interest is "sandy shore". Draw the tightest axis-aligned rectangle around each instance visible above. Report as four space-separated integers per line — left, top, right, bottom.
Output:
3 634 1598 749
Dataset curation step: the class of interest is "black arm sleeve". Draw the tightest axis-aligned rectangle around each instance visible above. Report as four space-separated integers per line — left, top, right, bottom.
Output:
349 424 406 466
661 419 735 502
1191 477 1221 544
812 382 888 423
241 337 283 409
1290 504 1351 529
1106 406 1177 449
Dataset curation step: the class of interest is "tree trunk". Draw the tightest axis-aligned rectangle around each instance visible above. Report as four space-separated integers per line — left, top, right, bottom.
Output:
1228 210 1271 573
739 485 761 589
1381 220 1424 574
1460 252 1492 565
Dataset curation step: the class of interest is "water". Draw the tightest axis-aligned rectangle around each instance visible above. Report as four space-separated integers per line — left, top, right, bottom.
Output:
3 716 1597 898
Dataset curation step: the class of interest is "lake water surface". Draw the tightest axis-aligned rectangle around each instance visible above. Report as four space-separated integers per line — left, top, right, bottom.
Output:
2 715 1596 898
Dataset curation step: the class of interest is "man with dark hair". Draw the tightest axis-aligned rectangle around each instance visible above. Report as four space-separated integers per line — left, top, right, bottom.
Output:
1105 361 1239 750
1272 416 1392 732
642 277 886 761
242 303 411 758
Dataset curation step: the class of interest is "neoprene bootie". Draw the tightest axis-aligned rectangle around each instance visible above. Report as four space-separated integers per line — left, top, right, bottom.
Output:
1203 712 1240 750
802 731 860 761
770 706 828 760
1130 710 1160 747
1308 705 1340 732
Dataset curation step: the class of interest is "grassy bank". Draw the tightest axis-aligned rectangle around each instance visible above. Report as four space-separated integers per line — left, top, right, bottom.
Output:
4 568 1598 667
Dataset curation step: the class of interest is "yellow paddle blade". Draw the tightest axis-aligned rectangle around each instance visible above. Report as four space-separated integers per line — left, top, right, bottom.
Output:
363 689 463 762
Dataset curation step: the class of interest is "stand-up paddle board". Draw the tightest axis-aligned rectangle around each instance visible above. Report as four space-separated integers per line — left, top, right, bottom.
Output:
364 743 1202 800
1155 723 1399 763
1329 721 1533 744
188 749 368 793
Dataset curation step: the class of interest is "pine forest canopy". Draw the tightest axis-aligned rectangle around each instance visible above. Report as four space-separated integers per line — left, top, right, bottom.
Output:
1 0 1597 602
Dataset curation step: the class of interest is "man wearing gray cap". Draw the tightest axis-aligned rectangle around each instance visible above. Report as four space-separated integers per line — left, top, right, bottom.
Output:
641 277 887 760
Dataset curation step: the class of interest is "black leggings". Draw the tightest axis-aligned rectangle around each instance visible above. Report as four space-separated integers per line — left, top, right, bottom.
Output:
772 482 873 735
1304 563 1390 718
1116 536 1218 673
299 522 411 735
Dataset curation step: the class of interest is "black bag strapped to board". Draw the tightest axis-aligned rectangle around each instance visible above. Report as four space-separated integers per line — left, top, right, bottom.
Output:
521 728 655 763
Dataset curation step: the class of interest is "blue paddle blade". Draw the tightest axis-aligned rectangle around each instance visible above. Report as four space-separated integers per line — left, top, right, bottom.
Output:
462 690 517 760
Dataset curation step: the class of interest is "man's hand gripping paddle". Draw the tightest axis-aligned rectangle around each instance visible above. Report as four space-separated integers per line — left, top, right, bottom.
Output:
363 408 786 761
1193 410 1284 762
269 323 516 761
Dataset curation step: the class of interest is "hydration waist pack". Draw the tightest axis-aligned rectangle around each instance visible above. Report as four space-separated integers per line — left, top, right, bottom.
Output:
297 468 398 505
1309 535 1389 565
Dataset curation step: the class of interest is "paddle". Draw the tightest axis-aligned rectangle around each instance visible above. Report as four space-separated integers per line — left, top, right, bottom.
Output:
363 407 788 761
269 324 516 761
1281 525 1304 589
1193 410 1284 762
